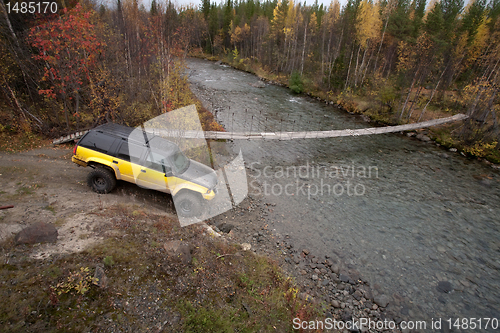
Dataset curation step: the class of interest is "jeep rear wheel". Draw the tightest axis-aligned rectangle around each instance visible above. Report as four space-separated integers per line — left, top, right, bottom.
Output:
174 191 202 217
87 168 116 194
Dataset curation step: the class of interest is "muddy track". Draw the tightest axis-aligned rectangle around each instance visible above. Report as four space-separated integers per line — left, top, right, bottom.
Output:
0 145 178 258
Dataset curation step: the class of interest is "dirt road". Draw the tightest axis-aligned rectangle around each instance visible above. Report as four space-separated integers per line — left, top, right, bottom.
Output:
0 144 178 258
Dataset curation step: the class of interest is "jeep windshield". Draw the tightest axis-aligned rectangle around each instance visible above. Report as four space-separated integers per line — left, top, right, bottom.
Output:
170 150 190 174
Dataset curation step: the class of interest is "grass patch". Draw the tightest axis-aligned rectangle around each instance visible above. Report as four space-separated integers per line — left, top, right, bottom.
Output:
43 205 56 214
486 149 500 164
54 217 66 227
0 205 321 332
103 256 114 267
0 132 49 153
14 183 45 197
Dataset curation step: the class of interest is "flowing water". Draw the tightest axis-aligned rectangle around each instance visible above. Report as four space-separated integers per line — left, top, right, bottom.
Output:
187 58 500 329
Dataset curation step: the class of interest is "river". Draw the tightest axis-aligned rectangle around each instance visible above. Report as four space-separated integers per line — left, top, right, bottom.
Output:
186 58 500 329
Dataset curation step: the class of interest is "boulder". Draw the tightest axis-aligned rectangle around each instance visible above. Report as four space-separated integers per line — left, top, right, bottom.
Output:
437 281 453 293
250 81 266 88
241 243 251 251
374 295 390 307
94 265 107 289
416 133 431 142
163 240 193 265
216 222 234 233
15 222 58 244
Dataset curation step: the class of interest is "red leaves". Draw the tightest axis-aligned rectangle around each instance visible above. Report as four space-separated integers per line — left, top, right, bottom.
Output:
28 3 104 100
39 89 56 99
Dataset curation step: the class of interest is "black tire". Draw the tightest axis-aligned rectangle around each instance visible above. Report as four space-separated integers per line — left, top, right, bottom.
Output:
87 167 116 194
174 191 203 217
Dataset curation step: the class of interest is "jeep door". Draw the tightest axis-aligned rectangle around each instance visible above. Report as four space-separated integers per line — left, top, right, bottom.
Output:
114 142 144 184
136 150 177 193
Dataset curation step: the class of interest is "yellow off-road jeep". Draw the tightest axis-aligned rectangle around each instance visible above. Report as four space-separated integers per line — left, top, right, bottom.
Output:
72 123 217 217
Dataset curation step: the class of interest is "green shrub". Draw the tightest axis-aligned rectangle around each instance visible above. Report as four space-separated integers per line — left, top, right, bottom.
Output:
289 71 304 94
103 256 115 267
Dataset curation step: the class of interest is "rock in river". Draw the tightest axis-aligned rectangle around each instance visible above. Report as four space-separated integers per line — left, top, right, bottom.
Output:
374 295 390 307
437 281 453 293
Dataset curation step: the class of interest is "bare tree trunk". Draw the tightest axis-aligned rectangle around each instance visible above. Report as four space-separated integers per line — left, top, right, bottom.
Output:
361 44 375 85
290 30 299 73
0 2 20 48
300 20 307 75
136 28 141 82
406 85 423 121
328 28 343 91
398 68 419 122
374 16 389 72
125 31 132 81
353 45 361 87
64 97 70 129
478 89 497 123
345 45 355 90
356 44 369 86
321 26 326 74
418 65 447 121
2 75 27 123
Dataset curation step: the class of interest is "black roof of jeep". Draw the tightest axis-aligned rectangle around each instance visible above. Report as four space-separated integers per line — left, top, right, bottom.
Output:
90 123 179 153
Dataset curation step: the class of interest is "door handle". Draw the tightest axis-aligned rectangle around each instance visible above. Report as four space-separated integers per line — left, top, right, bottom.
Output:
112 160 118 164
141 169 146 173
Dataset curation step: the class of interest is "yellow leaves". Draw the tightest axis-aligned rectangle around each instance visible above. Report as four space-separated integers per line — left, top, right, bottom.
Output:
463 141 498 158
230 21 240 44
330 0 341 19
468 17 490 62
309 12 318 34
397 33 432 72
321 0 340 29
272 5 280 24
230 23 250 46
53 267 98 296
396 40 413 72
460 80 495 107
356 0 381 49
285 0 297 28
271 3 284 29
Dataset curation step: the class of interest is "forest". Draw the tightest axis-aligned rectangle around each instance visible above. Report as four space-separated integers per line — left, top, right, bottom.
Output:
0 0 499 160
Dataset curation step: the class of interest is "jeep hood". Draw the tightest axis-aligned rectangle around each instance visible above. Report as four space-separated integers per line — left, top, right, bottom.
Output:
179 160 217 190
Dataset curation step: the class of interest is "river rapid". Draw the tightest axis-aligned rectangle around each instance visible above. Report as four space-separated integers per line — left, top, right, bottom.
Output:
187 58 500 329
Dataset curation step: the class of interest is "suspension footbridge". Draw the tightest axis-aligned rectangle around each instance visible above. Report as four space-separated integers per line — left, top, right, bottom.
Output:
53 113 467 145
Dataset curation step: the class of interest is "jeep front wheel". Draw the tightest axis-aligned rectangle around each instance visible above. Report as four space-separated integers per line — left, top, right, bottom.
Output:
87 168 116 194
174 191 203 217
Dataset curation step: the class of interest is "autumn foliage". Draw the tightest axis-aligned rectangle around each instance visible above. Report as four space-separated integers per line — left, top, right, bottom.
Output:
0 0 219 137
0 0 498 159
29 3 104 128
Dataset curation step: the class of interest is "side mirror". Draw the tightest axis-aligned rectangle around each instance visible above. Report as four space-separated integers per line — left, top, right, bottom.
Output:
164 166 173 177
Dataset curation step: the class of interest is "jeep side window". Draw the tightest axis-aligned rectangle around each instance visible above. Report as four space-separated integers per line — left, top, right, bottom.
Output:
117 142 130 161
144 151 170 173
170 151 189 174
117 142 143 164
79 132 115 154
